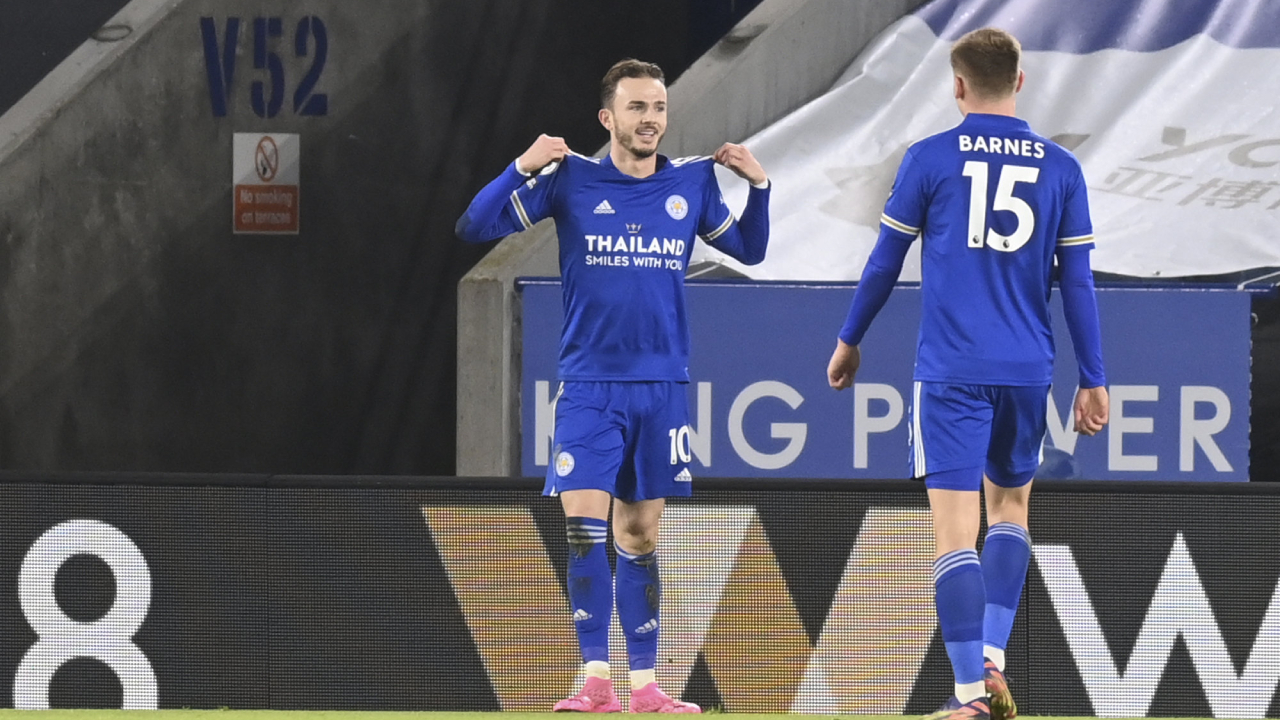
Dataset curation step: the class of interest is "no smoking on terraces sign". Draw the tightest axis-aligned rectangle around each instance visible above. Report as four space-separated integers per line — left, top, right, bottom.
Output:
233 133 300 234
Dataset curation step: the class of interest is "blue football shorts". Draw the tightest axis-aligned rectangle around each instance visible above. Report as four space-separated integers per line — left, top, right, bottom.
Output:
543 381 694 502
909 381 1049 491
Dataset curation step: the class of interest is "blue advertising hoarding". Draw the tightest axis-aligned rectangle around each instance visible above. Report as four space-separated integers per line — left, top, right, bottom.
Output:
520 281 1251 481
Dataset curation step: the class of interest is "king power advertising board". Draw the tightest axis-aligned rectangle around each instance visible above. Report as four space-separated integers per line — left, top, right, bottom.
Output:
520 283 1250 481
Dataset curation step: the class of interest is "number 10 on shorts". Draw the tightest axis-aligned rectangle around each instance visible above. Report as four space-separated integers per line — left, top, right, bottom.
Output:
668 425 693 465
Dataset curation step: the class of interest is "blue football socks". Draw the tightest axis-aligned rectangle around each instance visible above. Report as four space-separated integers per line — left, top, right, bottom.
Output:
982 522 1032 667
935 548 987 697
565 517 612 663
615 544 661 672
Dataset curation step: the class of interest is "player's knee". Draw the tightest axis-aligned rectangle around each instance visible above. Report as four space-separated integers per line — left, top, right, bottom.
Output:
619 536 656 556
615 525 657 556
985 476 1031 527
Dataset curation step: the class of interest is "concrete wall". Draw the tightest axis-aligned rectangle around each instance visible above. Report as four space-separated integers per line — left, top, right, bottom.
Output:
0 0 722 474
457 0 932 476
0 0 473 471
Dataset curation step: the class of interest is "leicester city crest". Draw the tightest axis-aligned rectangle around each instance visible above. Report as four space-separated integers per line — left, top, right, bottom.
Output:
665 194 689 220
555 451 575 477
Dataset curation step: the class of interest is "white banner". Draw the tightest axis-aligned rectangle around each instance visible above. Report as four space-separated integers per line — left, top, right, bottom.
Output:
699 0 1280 281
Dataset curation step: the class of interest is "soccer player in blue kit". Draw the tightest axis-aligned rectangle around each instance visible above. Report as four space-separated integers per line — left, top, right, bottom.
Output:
826 29 1109 720
457 59 770 713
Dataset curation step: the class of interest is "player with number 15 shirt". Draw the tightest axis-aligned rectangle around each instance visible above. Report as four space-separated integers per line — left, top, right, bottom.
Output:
881 105 1094 385
827 28 1108 720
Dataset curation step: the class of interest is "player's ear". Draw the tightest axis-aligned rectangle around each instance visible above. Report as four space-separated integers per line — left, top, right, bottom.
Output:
1015 69 1025 94
953 75 965 101
598 107 612 132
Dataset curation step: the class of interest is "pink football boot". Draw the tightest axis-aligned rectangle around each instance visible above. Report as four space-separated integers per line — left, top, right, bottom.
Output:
554 676 622 713
628 683 701 713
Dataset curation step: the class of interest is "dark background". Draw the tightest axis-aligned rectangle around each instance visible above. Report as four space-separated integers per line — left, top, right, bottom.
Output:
0 0 1274 480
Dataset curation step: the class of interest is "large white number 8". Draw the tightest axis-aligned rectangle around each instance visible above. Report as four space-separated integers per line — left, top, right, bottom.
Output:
15 520 158 709
962 161 1040 252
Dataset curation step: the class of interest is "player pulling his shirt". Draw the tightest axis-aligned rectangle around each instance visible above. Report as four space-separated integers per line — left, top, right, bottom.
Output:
457 59 771 713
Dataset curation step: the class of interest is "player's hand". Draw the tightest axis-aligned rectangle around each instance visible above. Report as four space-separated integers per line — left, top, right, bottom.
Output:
518 134 570 175
713 143 767 186
1073 386 1110 436
827 340 861 390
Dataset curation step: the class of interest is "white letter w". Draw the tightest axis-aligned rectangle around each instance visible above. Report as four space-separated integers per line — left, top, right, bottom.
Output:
1035 533 1280 718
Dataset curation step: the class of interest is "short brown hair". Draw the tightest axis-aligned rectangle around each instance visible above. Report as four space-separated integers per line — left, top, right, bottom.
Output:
950 28 1021 99
600 59 665 109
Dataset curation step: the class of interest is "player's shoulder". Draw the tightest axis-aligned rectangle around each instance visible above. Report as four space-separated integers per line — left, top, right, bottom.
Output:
665 155 718 188
665 152 716 176
1043 138 1085 169
1026 131 1087 181
527 151 599 190
913 127 956 150
902 130 956 167
550 151 607 174
564 150 603 166
552 151 604 176
669 154 713 165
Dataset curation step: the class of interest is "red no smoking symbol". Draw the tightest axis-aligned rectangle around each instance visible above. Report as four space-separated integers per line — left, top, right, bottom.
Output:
255 136 279 182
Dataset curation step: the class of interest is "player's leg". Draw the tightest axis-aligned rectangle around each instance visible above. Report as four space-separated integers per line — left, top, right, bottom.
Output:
914 382 992 720
978 477 1028 720
612 497 666 695
613 381 699 713
544 382 626 712
927 484 988 717
557 488 618 711
977 385 1048 720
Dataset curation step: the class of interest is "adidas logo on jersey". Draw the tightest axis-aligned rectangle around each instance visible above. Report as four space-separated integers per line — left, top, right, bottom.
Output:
634 618 658 634
594 199 615 214
674 468 693 483
572 608 593 622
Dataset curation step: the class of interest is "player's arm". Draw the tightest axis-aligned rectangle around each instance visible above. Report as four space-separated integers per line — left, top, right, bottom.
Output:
1057 243 1109 435
828 227 913 389
830 148 926 390
1056 166 1109 436
454 134 569 243
700 143 770 265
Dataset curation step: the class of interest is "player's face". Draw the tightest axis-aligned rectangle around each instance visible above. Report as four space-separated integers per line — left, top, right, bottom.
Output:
603 77 667 159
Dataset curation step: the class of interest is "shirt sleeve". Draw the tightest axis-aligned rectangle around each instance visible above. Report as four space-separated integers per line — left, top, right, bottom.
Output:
454 160 561 243
880 146 929 237
1056 157 1094 248
696 161 771 264
837 227 912 346
1056 244 1107 388
697 162 736 243
509 162 561 231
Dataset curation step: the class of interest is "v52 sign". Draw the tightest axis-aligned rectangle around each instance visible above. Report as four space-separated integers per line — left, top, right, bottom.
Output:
200 16 329 118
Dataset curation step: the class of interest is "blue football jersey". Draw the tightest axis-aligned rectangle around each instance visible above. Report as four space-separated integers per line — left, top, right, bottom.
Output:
505 153 739 381
882 113 1094 385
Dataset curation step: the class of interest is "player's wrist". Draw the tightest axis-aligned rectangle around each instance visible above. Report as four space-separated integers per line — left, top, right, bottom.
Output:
1078 371 1107 390
514 156 533 177
750 176 770 189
